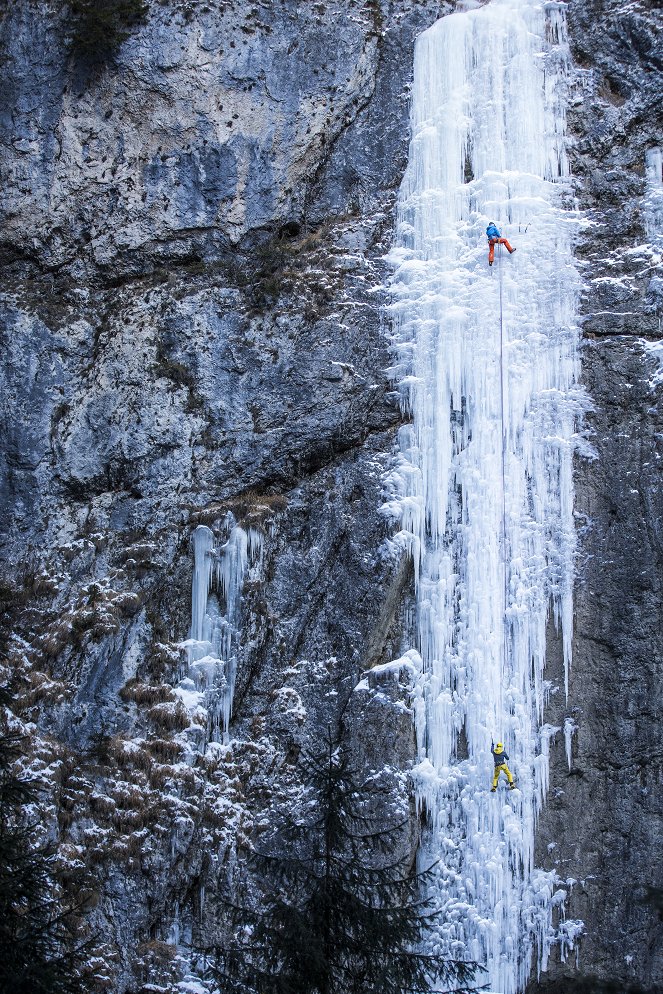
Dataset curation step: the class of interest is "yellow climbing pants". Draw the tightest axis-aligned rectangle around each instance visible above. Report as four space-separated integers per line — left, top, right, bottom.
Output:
492 763 514 788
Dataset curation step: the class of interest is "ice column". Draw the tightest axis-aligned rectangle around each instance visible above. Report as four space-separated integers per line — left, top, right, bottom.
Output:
644 147 663 246
183 521 250 739
388 1 581 991
191 524 214 643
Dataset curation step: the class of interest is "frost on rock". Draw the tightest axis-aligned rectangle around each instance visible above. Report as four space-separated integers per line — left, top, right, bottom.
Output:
180 521 262 741
387 0 583 991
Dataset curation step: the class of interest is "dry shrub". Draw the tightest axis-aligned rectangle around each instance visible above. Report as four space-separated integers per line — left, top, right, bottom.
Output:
146 738 182 763
111 784 146 811
142 639 177 683
40 619 74 657
87 846 107 867
196 751 223 775
91 976 114 992
250 715 267 738
136 939 177 969
201 802 227 830
89 793 116 819
40 600 121 657
147 701 190 732
97 734 153 773
122 543 160 576
91 616 120 639
123 543 158 563
108 839 130 862
56 842 86 869
111 590 143 617
112 808 145 833
152 642 180 668
0 578 31 615
84 830 114 866
191 490 288 527
174 766 199 793
120 679 176 706
149 764 174 790
23 670 70 708
149 765 198 798
125 832 147 857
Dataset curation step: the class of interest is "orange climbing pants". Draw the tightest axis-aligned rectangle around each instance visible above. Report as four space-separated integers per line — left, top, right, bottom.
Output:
488 237 514 264
492 763 514 788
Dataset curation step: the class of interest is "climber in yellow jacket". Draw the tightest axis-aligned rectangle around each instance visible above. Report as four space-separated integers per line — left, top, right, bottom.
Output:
491 740 515 791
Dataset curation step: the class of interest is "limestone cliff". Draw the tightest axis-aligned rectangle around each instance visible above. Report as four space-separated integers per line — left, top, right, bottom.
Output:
0 1 661 992
533 1 663 990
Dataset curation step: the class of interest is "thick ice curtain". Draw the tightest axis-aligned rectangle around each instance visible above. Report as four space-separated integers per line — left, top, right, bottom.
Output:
388 0 581 990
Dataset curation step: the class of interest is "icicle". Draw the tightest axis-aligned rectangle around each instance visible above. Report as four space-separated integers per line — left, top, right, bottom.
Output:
181 519 253 741
644 147 663 246
168 901 180 945
389 0 583 990
563 716 577 770
191 525 214 642
247 526 265 563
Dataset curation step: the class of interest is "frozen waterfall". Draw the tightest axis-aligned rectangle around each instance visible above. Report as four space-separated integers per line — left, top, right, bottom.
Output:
180 520 262 740
387 0 582 991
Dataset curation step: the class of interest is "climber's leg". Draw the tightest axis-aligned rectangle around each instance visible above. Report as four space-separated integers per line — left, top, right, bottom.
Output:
502 763 515 786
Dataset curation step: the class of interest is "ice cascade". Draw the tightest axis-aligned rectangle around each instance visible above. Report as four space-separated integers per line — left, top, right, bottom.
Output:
387 1 582 991
644 147 663 246
180 520 262 739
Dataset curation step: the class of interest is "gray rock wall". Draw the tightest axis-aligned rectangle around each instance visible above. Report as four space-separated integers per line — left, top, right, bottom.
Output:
0 2 443 991
1 0 662 992
529 1 663 991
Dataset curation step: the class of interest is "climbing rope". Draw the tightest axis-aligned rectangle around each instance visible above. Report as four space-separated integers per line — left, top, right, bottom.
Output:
497 244 510 680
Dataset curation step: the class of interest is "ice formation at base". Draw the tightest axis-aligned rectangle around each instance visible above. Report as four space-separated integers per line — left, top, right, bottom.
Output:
387 1 583 991
180 520 262 740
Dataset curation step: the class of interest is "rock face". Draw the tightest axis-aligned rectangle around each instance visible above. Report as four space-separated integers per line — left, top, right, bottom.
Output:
0 2 441 991
0 1 661 992
529 2 663 991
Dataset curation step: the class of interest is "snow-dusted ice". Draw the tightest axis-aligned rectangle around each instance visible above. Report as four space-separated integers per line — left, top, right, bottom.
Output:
182 521 261 739
386 0 583 990
644 147 663 247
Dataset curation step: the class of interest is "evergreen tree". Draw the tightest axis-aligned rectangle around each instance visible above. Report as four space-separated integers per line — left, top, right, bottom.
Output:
0 688 89 994
204 730 482 994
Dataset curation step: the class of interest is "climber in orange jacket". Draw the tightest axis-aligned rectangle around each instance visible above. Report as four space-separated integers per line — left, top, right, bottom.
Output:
491 740 515 791
486 222 516 266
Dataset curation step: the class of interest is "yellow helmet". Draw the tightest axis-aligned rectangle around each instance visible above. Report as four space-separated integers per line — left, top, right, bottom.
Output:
495 742 504 752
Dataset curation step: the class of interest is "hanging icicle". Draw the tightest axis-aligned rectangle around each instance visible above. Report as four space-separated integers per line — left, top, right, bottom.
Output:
181 519 250 741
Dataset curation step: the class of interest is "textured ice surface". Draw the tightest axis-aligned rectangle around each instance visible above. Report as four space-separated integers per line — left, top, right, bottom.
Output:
183 521 254 738
387 0 582 990
644 147 663 247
